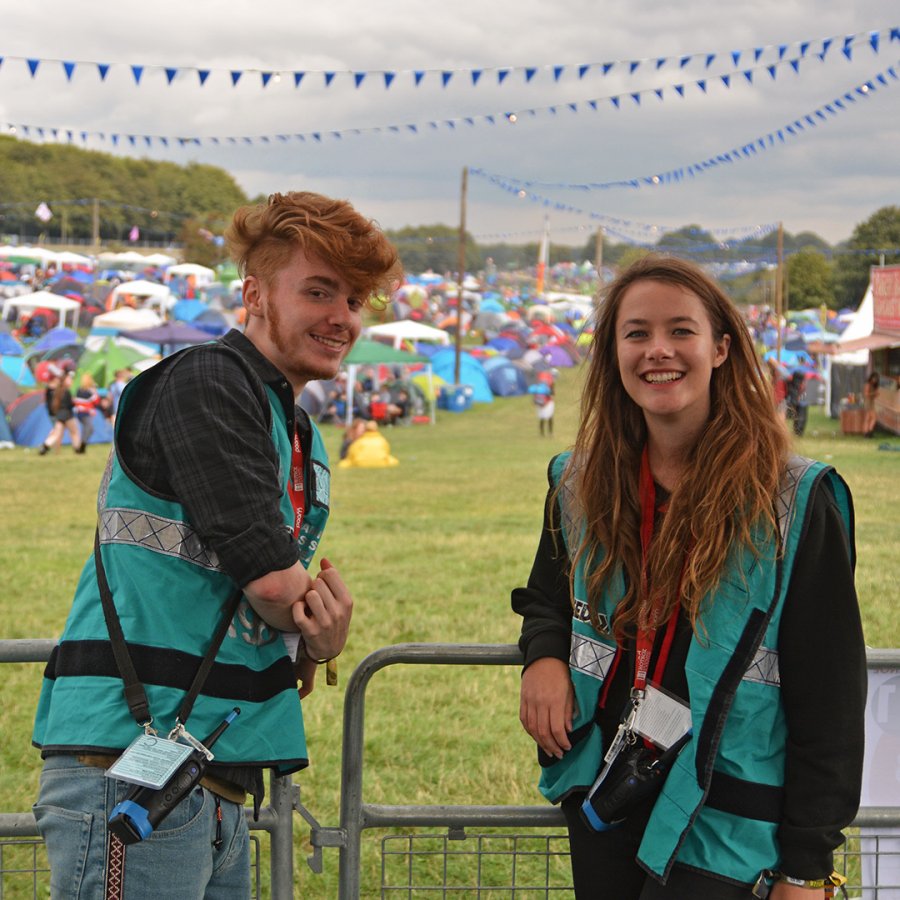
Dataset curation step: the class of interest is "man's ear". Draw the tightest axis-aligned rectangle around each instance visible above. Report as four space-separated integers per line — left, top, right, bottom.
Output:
242 275 263 317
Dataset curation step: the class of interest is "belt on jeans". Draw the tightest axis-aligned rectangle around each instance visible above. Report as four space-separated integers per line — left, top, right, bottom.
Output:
75 754 248 806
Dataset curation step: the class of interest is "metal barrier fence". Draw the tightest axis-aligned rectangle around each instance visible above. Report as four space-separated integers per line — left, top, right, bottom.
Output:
312 643 900 900
3 640 900 897
0 639 296 899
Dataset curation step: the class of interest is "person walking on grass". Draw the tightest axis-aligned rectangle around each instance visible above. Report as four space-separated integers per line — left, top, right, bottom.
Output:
513 256 864 900
39 368 84 455
32 191 402 899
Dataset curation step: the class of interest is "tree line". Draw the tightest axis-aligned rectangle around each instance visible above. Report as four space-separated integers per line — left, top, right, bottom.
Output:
1 135 897 310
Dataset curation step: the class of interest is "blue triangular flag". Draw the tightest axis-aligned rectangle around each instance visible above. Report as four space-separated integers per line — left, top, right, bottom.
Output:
630 93 640 105
497 69 509 84
870 32 880 54
525 67 537 82
629 61 640 74
705 54 715 68
553 65 564 81
294 72 305 87
63 61 76 82
442 71 453 87
656 57 666 69
721 74 731 88
675 84 685 97
679 56 691 68
384 71 395 88
697 80 706 93
767 65 777 79
578 64 589 78
610 96 620 108
743 70 753 85
790 60 800 73
324 72 336 86
262 72 274 87
354 72 365 88
602 62 614 75
754 47 764 62
471 69 482 85
198 70 210 86
27 59 40 77
732 51 741 66
414 71 425 86
230 71 242 86
165 68 178 85
131 65 143 85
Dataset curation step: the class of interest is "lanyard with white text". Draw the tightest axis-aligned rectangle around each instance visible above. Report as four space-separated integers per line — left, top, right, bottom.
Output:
287 424 306 539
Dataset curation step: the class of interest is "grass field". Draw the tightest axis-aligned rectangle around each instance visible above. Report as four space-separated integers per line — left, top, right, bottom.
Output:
1 366 897 897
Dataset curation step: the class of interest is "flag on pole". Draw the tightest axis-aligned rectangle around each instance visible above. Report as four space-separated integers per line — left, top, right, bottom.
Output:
535 216 550 296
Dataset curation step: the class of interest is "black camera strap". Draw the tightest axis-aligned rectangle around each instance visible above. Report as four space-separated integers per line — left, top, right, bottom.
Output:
93 527 243 730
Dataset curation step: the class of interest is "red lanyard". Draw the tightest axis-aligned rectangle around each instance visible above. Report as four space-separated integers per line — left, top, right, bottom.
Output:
599 446 679 709
286 424 305 539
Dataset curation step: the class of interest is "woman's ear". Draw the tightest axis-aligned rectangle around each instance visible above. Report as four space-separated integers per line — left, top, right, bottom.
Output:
713 333 731 368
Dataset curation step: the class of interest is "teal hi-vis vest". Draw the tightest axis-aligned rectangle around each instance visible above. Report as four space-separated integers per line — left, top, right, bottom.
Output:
32 345 331 774
540 452 854 885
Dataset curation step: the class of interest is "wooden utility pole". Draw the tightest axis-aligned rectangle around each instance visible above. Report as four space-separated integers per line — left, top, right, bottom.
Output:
775 221 784 363
454 166 468 385
92 198 100 252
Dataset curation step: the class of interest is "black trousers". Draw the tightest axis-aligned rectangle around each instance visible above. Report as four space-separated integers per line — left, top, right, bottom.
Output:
561 794 756 899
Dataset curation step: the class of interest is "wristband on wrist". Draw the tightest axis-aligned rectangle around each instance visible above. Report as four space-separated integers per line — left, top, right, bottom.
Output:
296 634 332 665
754 870 847 898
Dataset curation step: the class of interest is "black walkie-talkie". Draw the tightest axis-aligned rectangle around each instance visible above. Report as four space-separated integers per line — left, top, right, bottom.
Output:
108 707 240 845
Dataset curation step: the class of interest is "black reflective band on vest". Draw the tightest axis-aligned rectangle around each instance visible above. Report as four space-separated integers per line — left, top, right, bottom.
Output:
44 640 295 704
706 770 784 823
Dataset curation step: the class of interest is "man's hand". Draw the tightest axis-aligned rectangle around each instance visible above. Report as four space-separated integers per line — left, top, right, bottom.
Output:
519 657 575 760
291 559 352 662
769 884 826 900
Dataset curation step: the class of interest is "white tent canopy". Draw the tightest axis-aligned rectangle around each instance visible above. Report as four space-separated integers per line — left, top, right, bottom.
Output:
167 262 216 285
109 279 176 313
91 307 163 331
364 320 450 349
1 291 81 328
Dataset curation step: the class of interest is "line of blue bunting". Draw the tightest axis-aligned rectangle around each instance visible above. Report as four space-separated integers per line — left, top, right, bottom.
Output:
4 55 894 151
467 62 896 235
1 27 896 90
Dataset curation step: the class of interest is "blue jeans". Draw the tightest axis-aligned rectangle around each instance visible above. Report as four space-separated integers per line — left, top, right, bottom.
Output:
34 756 251 899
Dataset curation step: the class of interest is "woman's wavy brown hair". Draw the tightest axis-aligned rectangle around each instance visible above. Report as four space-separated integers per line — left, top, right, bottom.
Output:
224 191 403 309
560 255 790 637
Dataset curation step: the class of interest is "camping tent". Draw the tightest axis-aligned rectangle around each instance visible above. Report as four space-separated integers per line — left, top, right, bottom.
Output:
91 308 163 334
364 320 451 349
1 292 81 329
428 348 493 404
480 356 529 397
10 388 114 447
108 279 175 312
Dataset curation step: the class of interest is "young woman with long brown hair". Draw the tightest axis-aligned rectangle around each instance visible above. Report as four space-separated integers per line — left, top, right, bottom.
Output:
513 256 865 899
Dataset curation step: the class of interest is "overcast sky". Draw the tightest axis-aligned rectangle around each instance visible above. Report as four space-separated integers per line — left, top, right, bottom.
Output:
2 0 898 249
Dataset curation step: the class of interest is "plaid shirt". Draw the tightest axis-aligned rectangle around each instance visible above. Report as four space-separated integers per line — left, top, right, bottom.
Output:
117 328 300 586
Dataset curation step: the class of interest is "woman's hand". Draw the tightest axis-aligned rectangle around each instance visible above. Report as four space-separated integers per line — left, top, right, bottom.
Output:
291 558 352 663
519 657 575 759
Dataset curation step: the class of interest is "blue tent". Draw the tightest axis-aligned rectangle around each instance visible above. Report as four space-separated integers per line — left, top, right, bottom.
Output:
428 348 493 403
11 401 114 447
0 356 35 386
32 327 81 352
481 356 528 397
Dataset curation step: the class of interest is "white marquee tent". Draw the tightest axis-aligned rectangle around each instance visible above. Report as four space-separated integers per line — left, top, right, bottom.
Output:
364 320 451 349
1 291 81 329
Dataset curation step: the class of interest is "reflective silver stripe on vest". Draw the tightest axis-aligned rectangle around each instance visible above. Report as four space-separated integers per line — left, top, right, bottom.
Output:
775 455 815 551
570 632 617 681
99 507 222 571
743 644 780 686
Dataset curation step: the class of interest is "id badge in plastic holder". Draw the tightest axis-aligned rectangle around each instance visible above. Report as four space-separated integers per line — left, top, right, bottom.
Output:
105 733 194 789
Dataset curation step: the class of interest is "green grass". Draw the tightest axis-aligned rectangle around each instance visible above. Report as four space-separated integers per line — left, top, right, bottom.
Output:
1 369 897 896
